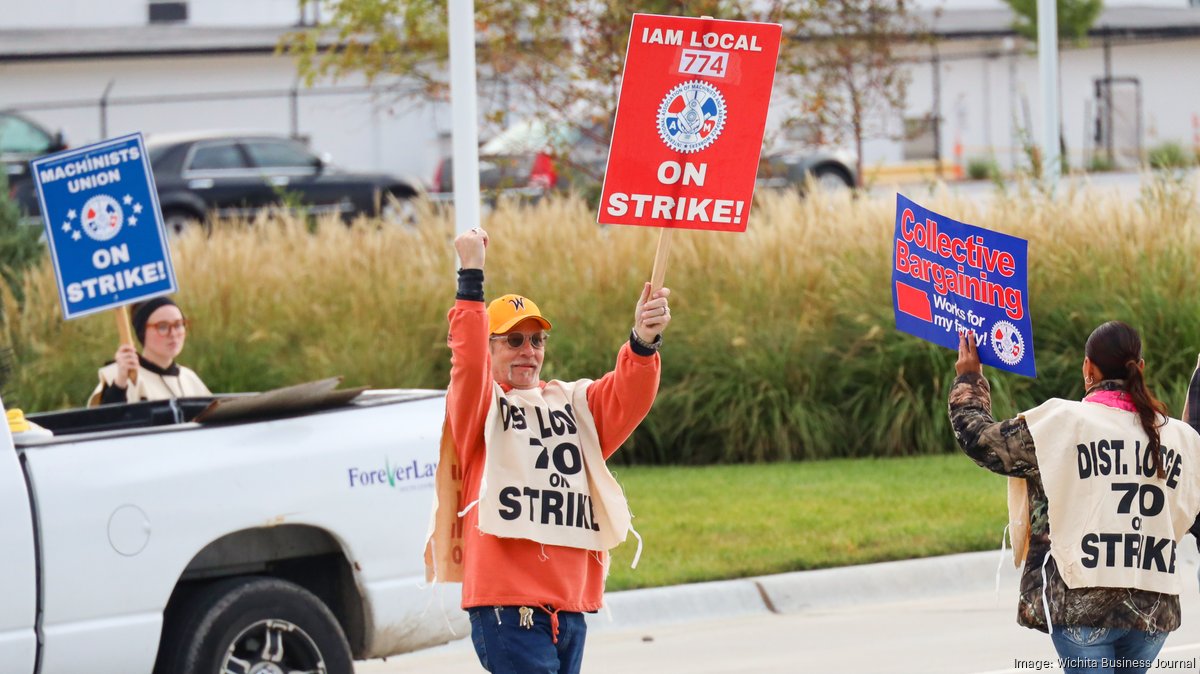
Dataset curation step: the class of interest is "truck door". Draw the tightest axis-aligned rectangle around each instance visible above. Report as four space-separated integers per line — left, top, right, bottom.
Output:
0 418 39 672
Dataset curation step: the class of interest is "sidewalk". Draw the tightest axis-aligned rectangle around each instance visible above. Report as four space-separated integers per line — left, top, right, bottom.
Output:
361 542 1200 673
593 548 1016 631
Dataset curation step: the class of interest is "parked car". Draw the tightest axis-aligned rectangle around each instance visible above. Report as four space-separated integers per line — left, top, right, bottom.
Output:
1 110 67 188
15 131 421 235
0 382 463 674
430 119 856 200
145 132 421 234
756 147 858 192
430 119 610 201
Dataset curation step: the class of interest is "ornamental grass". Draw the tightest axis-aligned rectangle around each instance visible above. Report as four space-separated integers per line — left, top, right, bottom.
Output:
2 175 1198 463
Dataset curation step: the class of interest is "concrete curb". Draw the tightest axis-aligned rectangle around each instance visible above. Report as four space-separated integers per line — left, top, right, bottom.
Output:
591 549 1019 631
755 550 1014 613
591 576 768 631
594 539 1200 632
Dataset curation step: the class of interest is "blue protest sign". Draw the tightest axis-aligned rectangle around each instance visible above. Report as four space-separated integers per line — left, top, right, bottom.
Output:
31 133 176 320
891 193 1036 377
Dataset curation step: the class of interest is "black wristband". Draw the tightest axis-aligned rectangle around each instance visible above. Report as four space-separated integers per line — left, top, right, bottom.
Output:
456 268 484 302
629 328 662 356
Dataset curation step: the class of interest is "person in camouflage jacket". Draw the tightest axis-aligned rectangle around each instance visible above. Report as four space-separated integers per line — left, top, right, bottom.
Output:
949 323 1200 674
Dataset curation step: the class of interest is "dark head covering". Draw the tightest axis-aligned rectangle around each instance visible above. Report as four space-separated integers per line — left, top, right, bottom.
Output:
131 296 179 345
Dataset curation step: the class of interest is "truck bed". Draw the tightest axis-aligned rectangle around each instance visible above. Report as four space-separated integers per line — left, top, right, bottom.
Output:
18 388 443 447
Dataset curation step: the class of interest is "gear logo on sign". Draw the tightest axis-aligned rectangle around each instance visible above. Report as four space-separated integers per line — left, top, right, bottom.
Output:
657 81 727 153
79 194 124 242
990 320 1026 366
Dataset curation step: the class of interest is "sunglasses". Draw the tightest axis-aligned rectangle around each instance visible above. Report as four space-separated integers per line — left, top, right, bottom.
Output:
149 319 189 336
490 332 548 350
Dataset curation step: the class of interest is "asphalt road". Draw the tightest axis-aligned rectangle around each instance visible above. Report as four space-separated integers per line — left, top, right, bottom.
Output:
869 168 1200 207
357 584 1200 674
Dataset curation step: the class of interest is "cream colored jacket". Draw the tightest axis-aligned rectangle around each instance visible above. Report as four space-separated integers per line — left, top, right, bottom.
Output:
88 361 211 407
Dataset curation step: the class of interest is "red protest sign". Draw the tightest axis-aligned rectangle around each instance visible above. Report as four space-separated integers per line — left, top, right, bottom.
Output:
598 14 782 233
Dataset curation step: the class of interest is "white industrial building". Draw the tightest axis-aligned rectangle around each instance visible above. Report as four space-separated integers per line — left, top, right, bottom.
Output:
896 2 1200 174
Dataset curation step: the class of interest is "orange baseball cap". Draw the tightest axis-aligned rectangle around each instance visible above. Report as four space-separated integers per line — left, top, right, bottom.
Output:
487 294 552 334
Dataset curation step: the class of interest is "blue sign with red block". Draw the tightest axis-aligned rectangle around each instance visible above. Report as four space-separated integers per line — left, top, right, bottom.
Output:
891 193 1036 377
31 133 176 320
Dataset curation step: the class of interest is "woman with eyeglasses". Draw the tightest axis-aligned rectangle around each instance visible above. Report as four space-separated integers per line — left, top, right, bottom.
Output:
88 296 211 406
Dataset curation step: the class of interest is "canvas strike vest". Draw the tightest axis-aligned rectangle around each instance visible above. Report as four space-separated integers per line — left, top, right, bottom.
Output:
88 362 210 407
1020 398 1200 594
425 417 466 583
425 379 633 583
477 379 631 550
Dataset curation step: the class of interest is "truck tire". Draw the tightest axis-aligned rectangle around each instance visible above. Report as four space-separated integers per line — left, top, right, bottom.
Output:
156 576 353 674
812 164 854 191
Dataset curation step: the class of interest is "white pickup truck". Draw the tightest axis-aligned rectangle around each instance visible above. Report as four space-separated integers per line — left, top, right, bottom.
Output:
0 384 465 674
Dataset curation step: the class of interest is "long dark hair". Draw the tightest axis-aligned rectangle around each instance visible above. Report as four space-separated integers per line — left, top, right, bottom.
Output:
1085 321 1168 478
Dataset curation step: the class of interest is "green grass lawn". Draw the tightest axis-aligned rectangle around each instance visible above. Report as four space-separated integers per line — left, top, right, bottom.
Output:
605 454 1007 591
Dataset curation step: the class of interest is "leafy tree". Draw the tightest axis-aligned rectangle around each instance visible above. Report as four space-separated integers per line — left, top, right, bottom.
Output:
774 0 933 188
1002 0 1103 173
283 1 932 190
283 1 761 184
1004 0 1103 44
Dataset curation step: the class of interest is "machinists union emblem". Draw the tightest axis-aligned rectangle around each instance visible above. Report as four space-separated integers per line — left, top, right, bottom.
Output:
990 320 1026 366
79 194 124 242
657 80 727 153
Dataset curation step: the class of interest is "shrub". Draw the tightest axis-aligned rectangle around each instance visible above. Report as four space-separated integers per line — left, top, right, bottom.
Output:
1148 141 1195 170
1087 154 1115 173
0 174 46 300
2 184 1199 463
966 157 999 181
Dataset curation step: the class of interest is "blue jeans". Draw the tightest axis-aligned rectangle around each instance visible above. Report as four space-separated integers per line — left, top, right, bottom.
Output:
468 606 587 674
1050 625 1167 674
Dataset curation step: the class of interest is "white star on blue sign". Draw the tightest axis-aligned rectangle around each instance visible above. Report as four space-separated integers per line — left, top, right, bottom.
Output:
61 222 71 233
129 216 138 226
71 231 81 241
67 209 77 220
122 195 133 206
133 203 143 214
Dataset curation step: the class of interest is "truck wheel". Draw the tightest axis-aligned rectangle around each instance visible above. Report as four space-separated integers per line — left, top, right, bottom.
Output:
812 165 854 191
157 576 353 674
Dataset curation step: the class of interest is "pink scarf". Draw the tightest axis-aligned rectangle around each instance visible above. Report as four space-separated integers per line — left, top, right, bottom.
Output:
1084 388 1136 412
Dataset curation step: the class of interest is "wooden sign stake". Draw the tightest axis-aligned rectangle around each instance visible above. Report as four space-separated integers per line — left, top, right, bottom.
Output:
114 305 137 384
650 228 673 292
645 12 708 292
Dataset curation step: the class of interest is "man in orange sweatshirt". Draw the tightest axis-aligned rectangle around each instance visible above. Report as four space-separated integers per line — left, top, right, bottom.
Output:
446 226 670 674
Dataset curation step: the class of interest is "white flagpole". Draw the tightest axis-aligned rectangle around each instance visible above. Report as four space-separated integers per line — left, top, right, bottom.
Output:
448 0 481 242
1037 0 1060 187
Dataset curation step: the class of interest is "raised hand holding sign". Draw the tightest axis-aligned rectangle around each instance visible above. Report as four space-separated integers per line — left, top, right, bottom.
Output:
892 194 1036 377
31 133 178 384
